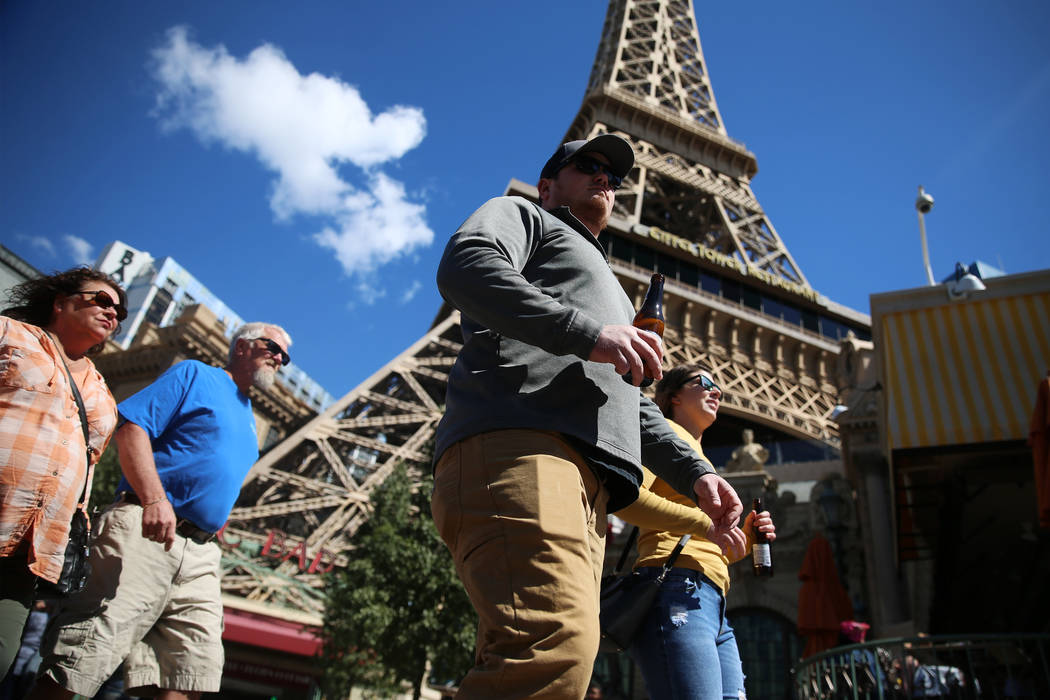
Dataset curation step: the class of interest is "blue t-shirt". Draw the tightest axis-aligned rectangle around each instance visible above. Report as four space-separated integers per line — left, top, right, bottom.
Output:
115 360 259 532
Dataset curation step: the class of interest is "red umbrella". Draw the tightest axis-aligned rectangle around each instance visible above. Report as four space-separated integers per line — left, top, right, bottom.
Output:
797 534 854 658
1030 374 1050 529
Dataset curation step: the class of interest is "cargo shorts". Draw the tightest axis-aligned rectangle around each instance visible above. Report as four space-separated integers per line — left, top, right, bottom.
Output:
38 503 224 696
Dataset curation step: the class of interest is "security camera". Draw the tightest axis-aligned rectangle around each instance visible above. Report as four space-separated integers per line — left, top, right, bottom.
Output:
916 187 934 214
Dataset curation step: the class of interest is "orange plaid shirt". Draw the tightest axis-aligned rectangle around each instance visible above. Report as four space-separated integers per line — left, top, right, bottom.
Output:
0 316 118 583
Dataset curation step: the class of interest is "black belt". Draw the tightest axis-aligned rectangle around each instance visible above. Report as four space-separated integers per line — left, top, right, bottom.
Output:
119 492 216 545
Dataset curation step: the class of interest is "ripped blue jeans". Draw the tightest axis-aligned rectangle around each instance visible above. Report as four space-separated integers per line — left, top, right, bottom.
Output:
628 567 746 700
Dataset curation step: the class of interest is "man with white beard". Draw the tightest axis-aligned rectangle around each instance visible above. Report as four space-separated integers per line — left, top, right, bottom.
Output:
32 323 291 700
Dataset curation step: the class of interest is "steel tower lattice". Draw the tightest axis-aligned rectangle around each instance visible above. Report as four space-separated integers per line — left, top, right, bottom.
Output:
222 0 867 616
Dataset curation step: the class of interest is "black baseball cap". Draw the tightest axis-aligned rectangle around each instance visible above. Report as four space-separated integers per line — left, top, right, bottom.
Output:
539 134 634 181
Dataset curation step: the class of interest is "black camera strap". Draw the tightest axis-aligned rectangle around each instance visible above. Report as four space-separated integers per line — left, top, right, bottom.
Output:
47 332 93 510
612 525 691 578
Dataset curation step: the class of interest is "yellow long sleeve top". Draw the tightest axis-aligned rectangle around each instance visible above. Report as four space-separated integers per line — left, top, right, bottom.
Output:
614 420 753 596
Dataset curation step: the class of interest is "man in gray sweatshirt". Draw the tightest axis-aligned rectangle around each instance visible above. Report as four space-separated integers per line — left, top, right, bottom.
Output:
433 134 743 699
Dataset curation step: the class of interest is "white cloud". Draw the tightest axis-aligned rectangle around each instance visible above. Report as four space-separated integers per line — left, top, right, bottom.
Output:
354 280 386 307
313 173 432 275
400 280 422 304
150 26 433 291
63 235 94 265
19 234 55 256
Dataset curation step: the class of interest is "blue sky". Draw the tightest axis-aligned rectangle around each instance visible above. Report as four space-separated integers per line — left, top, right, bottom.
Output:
3 1 1048 398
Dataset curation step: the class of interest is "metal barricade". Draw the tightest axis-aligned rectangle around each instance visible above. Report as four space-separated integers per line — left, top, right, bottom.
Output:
793 634 1050 700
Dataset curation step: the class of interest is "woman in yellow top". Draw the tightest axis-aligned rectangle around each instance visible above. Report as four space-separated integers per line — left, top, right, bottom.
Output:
615 363 776 700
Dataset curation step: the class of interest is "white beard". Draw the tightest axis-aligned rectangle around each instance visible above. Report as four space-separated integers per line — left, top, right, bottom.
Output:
252 367 276 391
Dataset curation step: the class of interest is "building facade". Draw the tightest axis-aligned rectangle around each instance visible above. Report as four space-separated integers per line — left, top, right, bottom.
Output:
95 240 334 414
838 269 1050 639
0 244 41 298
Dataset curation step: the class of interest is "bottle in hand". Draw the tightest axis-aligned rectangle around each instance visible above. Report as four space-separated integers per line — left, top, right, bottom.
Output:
752 497 773 577
623 273 665 387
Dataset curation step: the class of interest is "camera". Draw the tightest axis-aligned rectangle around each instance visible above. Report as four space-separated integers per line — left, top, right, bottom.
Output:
916 189 934 214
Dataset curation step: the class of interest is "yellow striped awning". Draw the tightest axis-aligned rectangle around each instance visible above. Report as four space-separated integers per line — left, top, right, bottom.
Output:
876 280 1050 450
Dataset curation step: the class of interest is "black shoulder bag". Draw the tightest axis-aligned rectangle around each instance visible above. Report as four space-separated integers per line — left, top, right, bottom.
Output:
598 526 691 652
36 343 94 598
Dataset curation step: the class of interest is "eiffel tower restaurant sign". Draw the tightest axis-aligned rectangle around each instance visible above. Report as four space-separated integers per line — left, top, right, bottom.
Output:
217 526 337 575
632 223 820 303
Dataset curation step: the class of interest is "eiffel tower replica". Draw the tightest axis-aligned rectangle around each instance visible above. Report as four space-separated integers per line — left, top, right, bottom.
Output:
222 0 870 616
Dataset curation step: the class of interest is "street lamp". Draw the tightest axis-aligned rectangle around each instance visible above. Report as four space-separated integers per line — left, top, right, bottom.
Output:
916 185 936 286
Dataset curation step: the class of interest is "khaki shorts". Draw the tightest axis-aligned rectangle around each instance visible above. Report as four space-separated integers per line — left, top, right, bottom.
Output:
39 503 224 696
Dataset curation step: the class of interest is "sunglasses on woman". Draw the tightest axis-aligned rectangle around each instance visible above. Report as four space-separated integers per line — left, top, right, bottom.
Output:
73 290 127 321
570 155 624 190
256 337 291 366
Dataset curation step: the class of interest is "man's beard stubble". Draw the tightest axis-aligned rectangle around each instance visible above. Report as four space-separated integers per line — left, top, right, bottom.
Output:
252 367 276 391
572 193 611 233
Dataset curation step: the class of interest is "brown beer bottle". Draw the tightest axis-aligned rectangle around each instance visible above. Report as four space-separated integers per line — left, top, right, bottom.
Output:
623 273 665 387
752 497 773 577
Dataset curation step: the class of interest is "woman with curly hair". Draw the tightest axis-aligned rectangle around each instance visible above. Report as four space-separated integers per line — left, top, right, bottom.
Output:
0 267 126 676
615 363 777 700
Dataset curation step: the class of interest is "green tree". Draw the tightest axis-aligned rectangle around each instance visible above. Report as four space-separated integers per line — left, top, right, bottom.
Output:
89 444 123 514
320 463 476 699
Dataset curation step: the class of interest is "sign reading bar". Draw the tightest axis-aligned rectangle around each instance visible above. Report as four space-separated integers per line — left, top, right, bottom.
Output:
631 224 819 303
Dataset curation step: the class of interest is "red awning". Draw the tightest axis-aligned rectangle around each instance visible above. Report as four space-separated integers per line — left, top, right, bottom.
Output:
222 607 322 657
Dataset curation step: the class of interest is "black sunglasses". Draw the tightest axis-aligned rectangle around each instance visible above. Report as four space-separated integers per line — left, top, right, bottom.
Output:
683 373 724 400
73 290 127 321
570 155 624 190
256 337 290 366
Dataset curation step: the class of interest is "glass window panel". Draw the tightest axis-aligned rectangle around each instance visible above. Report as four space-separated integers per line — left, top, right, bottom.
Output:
722 279 741 303
655 252 678 278
742 286 762 310
634 245 655 271
700 272 721 295
144 288 173 326
679 263 698 288
763 296 784 319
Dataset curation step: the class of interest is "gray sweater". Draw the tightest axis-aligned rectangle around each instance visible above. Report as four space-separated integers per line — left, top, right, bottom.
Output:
435 196 713 510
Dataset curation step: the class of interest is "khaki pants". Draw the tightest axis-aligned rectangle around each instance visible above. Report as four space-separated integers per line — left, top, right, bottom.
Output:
38 503 224 696
431 430 608 700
